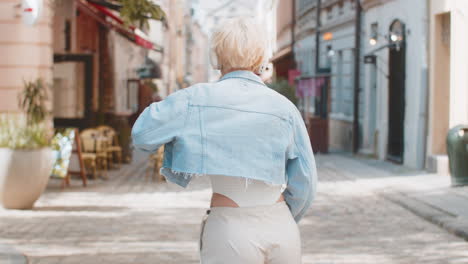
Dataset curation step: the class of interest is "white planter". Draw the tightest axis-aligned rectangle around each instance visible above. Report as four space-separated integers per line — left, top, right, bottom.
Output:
0 148 54 209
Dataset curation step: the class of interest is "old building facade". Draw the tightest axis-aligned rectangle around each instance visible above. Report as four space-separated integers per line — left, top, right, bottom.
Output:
276 0 456 170
272 0 295 80
361 0 429 169
52 0 157 128
290 0 359 153
319 0 359 152
184 0 209 86
153 0 200 93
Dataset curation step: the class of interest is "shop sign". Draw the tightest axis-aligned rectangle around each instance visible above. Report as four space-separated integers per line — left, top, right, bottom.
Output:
364 55 376 64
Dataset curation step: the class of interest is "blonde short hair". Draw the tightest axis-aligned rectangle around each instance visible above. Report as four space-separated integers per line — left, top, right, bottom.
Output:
210 17 269 73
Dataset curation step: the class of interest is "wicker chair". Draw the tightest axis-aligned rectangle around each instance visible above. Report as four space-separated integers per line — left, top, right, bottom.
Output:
146 145 165 182
80 128 108 179
96 125 123 168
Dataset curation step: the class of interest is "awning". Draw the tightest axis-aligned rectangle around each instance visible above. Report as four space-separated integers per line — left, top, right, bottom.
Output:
75 0 163 52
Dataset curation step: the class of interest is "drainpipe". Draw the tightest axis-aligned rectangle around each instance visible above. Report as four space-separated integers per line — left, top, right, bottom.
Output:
291 0 296 56
304 0 321 126
315 0 321 74
352 0 362 153
421 0 430 169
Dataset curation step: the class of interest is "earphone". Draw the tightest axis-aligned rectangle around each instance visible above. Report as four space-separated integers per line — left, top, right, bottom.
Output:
257 51 271 75
257 62 268 75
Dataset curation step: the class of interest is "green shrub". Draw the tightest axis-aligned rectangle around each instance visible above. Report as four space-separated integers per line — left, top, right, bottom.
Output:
117 0 166 28
267 78 298 105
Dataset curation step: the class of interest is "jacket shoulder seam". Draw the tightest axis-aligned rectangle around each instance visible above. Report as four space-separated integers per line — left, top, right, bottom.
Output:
189 104 288 121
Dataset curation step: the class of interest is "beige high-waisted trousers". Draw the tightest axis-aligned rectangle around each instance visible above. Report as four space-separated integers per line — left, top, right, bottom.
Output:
199 201 302 264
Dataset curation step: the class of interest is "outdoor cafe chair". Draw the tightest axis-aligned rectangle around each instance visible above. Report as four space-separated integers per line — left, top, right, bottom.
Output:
96 125 123 168
80 128 108 179
146 145 165 182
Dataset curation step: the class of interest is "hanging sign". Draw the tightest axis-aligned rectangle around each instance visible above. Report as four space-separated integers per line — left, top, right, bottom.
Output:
364 55 376 64
22 0 43 26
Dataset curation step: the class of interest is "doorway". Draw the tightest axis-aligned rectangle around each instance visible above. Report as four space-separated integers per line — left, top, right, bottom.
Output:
53 54 94 130
387 20 406 163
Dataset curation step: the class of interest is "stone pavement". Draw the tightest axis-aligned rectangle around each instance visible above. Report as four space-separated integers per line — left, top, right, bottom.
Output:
334 154 468 242
0 244 26 264
0 151 467 263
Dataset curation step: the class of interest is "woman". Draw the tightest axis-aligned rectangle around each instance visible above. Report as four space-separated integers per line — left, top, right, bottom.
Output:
132 17 317 264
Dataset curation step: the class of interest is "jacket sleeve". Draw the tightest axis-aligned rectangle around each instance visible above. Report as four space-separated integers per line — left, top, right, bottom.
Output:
131 89 190 152
284 107 318 223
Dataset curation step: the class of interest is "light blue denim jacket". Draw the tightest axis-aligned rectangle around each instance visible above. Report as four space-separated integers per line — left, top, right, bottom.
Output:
131 70 317 222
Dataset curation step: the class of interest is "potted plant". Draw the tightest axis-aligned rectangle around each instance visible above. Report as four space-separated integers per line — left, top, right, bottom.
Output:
0 79 54 209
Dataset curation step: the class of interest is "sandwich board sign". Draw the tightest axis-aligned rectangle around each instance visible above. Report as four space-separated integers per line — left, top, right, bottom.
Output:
22 0 43 26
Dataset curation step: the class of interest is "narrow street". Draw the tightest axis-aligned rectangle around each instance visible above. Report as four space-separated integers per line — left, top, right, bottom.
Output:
1 152 468 264
1 0 468 263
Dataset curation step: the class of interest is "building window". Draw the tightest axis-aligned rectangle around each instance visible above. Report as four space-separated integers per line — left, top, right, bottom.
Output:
64 20 71 52
327 7 333 20
53 62 86 118
298 0 314 13
330 49 353 119
335 50 343 114
369 22 378 46
338 3 344 15
326 45 333 69
127 79 139 113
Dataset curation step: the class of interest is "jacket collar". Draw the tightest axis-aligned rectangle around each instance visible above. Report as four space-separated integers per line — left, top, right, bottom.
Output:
219 70 266 86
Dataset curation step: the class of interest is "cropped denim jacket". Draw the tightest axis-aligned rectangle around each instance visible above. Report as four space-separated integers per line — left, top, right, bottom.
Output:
131 71 317 222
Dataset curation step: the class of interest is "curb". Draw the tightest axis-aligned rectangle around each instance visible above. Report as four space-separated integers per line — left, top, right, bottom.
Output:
0 244 27 264
383 191 468 242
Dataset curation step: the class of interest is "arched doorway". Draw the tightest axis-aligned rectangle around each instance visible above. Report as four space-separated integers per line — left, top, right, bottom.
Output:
387 20 406 163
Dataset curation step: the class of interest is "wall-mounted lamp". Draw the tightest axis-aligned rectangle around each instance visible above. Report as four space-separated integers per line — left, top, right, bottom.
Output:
368 20 406 50
390 33 399 42
369 22 379 46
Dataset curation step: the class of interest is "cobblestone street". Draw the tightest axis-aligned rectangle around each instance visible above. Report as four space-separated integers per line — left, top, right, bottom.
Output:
1 152 468 264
